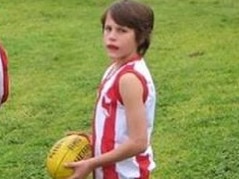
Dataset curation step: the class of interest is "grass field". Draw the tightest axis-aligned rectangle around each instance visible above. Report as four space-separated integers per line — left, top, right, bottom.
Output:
0 0 239 178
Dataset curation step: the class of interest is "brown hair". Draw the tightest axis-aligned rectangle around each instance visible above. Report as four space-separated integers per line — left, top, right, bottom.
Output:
101 0 154 56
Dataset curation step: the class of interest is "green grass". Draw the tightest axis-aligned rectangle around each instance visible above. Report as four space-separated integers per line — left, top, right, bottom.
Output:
0 0 239 178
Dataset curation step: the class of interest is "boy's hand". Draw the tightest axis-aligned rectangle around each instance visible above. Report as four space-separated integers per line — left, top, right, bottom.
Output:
65 159 94 179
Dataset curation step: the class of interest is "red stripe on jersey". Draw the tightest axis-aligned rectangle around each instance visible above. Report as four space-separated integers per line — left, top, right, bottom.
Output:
114 65 148 105
136 155 150 179
0 45 9 104
101 87 119 179
103 165 118 179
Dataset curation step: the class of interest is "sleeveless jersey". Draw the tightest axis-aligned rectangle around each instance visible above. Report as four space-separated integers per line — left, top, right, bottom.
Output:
93 56 156 179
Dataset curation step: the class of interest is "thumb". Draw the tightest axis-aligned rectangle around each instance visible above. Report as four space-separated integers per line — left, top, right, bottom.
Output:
64 162 79 179
64 162 78 169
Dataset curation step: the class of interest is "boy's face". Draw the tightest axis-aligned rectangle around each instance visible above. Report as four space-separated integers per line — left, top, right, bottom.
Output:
103 13 138 61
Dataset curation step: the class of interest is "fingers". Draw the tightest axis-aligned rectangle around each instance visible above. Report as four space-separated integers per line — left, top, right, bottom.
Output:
65 163 79 179
66 173 78 179
64 162 77 169
64 162 79 179
65 164 85 179
65 161 90 179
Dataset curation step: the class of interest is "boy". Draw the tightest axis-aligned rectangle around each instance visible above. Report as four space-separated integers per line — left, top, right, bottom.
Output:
66 1 156 178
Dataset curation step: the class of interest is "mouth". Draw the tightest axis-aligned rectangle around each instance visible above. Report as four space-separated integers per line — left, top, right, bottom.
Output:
107 44 119 51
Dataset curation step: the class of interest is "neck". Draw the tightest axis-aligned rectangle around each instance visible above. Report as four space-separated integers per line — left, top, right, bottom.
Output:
112 53 141 67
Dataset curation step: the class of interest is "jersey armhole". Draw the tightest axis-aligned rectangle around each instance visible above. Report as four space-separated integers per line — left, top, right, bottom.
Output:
114 70 148 105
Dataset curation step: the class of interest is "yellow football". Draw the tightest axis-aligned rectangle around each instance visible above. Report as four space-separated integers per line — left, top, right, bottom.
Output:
46 134 92 179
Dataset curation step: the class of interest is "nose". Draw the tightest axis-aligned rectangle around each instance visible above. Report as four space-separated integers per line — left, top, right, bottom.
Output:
108 30 117 41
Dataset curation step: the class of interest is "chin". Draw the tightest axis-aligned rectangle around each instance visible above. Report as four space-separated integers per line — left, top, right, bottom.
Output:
107 53 121 60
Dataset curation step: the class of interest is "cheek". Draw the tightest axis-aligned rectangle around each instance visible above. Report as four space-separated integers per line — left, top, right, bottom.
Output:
125 36 138 50
127 32 138 48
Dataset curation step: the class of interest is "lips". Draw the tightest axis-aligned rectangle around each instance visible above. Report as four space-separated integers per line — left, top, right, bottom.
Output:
107 44 119 50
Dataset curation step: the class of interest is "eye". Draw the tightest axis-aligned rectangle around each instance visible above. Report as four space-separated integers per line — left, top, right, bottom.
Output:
117 27 127 33
104 25 112 33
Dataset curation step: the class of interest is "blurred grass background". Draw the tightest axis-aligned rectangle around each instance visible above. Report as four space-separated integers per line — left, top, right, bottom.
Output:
0 0 239 178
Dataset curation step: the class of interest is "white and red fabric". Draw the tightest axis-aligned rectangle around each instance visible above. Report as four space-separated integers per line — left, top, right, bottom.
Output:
0 44 9 106
92 55 156 179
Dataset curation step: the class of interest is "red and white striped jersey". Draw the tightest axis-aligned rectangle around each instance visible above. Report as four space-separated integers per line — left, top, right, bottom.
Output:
93 56 156 179
0 44 9 106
